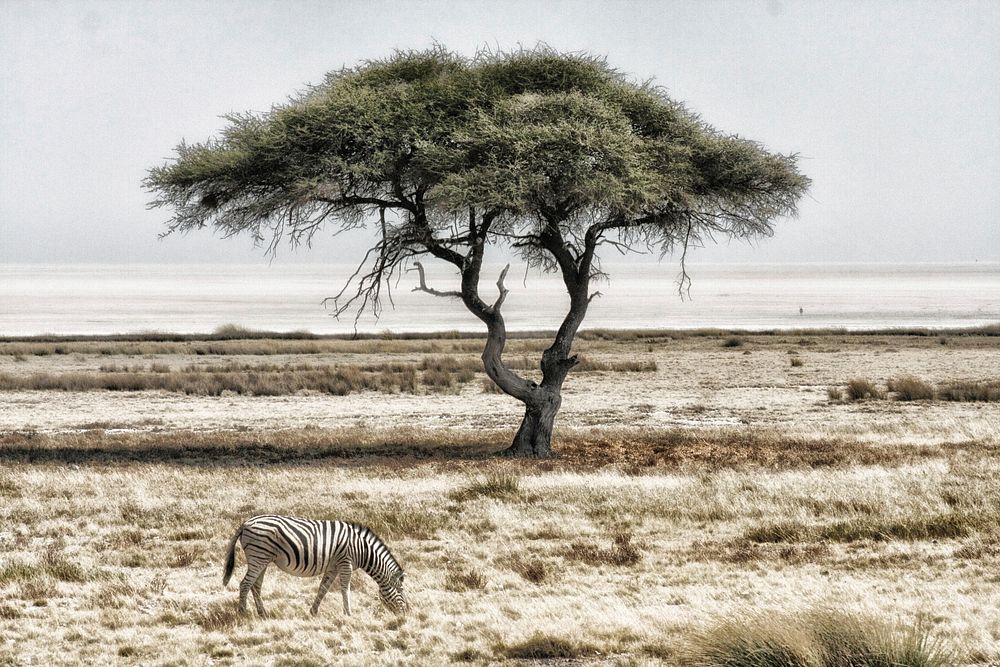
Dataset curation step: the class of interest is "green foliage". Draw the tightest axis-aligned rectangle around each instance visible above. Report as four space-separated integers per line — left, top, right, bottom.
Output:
146 46 808 269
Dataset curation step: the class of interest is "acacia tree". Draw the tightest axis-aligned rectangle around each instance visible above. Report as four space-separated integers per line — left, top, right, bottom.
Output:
146 47 809 457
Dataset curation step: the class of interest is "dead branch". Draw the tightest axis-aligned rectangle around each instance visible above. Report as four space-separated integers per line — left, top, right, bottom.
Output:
492 263 511 312
407 261 462 299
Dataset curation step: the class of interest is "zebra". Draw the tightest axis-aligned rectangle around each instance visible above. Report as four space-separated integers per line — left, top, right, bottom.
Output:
222 515 408 617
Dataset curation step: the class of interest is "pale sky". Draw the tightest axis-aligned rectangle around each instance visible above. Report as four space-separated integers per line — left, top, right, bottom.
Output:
1 0 997 265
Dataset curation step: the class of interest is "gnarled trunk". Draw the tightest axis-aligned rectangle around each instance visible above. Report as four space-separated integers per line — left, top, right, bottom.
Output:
503 387 562 457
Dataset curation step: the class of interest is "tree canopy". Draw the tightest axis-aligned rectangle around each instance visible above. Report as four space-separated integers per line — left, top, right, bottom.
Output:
148 46 807 295
146 46 810 456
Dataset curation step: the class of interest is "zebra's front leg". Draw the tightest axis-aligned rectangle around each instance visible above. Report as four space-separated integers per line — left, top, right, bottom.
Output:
310 568 338 616
250 567 268 618
337 561 354 616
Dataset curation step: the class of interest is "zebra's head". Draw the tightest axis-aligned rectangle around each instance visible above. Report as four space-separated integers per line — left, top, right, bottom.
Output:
378 571 409 614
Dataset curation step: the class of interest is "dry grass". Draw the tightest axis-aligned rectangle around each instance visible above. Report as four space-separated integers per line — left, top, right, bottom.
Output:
1 330 999 664
845 377 885 401
0 440 995 664
449 471 522 501
888 375 937 401
938 380 1000 402
685 608 955 667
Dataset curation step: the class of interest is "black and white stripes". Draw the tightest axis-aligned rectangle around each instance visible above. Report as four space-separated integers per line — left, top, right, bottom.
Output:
223 515 408 617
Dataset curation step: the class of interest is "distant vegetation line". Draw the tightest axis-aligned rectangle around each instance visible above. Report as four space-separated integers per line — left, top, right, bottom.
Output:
1 322 997 344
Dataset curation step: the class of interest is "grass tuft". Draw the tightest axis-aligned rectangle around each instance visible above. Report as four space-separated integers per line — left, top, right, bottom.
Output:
937 380 1000 402
504 634 600 660
445 568 488 592
845 378 884 401
888 376 936 401
686 608 955 667
504 554 550 584
192 600 247 631
41 546 86 582
450 471 521 502
563 528 642 566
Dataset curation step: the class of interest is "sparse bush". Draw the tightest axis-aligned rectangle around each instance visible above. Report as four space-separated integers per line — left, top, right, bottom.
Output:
937 380 1000 402
790 357 803 367
686 608 955 667
421 368 454 390
845 378 884 401
827 386 842 401
888 376 936 401
722 337 744 348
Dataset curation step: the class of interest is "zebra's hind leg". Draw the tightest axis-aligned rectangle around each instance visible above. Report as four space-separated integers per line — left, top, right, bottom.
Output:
337 561 354 616
238 556 270 615
310 568 338 616
250 567 268 618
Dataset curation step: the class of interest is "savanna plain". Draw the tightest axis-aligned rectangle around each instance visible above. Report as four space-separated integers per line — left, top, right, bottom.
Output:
1 328 1000 666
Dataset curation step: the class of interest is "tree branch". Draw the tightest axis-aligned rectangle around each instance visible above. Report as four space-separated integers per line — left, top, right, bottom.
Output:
492 264 511 313
407 261 462 299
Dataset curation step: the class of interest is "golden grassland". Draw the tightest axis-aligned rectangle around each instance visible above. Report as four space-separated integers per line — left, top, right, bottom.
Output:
1 330 999 665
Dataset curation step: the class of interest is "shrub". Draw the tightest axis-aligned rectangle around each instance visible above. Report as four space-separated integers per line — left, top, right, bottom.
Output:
421 368 454 390
887 376 936 401
826 386 843 401
845 378 884 401
937 381 1000 402
686 608 955 667
722 337 744 348
790 357 804 367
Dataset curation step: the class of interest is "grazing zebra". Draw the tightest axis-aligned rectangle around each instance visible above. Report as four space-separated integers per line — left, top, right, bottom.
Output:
222 515 408 617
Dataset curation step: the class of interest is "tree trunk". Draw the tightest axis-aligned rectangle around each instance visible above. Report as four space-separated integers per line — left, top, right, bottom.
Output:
503 388 562 457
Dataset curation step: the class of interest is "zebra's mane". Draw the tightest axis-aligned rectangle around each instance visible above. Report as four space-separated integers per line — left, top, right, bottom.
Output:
347 522 403 575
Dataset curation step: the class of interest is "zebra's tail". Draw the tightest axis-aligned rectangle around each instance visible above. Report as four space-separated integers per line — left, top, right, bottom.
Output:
222 525 243 587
